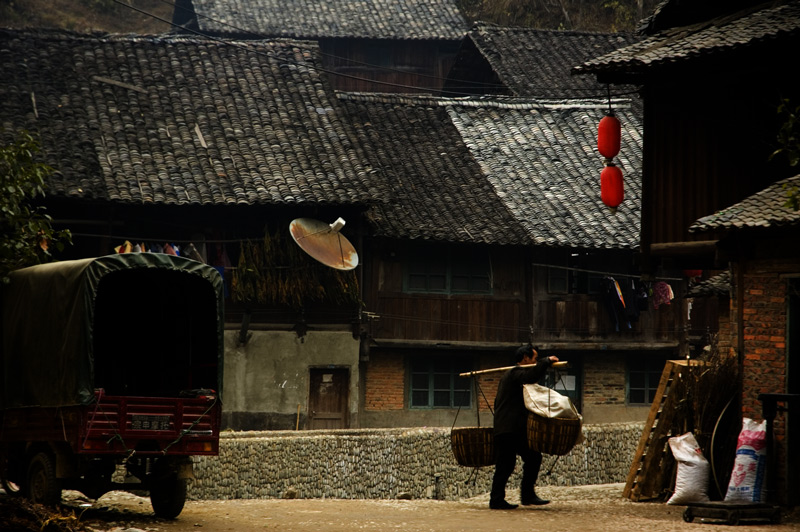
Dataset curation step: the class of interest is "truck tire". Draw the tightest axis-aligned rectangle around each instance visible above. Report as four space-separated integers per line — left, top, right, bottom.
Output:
150 474 187 519
27 452 62 506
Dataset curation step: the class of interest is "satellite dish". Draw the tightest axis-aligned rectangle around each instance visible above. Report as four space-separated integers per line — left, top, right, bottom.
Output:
289 218 359 271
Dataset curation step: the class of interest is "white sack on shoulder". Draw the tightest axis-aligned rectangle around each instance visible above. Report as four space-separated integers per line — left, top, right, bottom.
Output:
523 384 579 419
666 432 711 505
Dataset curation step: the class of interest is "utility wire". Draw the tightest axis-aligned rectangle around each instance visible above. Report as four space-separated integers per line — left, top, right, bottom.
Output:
157 0 509 91
108 0 473 94
110 0 640 98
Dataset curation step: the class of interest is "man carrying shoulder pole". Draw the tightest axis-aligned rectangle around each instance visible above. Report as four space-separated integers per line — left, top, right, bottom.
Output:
489 344 558 510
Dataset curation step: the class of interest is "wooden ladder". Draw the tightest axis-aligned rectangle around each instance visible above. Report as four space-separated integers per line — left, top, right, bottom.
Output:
623 360 688 501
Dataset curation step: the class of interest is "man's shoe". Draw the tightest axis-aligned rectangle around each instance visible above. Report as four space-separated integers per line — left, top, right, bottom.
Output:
521 494 550 506
489 500 518 510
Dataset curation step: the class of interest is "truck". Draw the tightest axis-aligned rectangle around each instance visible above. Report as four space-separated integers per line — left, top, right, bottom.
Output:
0 253 224 518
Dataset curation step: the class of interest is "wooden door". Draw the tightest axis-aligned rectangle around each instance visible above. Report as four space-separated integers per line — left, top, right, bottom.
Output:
308 368 349 429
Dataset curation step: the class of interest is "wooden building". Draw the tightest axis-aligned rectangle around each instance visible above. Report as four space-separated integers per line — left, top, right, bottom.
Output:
576 0 800 505
172 0 467 93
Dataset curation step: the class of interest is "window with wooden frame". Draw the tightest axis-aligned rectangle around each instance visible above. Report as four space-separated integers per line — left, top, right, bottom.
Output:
404 247 492 295
409 355 473 408
627 356 668 405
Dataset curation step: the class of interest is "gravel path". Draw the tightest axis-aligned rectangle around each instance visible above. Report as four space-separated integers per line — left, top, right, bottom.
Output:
59 483 800 532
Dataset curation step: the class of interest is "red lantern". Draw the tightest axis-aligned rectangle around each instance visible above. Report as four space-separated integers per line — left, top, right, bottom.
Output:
601 164 624 210
684 270 702 279
597 114 621 159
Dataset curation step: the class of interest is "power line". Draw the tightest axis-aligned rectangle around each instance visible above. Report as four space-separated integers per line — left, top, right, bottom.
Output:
107 0 467 94
158 0 508 91
109 0 639 98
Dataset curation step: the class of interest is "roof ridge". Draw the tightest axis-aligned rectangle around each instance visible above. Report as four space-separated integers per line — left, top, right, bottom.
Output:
337 92 633 110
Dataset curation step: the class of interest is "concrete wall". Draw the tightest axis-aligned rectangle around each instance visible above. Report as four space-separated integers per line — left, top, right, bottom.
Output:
222 329 360 430
189 423 644 501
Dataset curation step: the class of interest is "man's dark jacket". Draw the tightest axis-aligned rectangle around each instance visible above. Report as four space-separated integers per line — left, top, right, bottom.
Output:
493 359 553 436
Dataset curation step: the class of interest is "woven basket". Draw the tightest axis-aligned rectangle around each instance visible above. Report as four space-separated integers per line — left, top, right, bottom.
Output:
450 427 496 467
526 412 582 456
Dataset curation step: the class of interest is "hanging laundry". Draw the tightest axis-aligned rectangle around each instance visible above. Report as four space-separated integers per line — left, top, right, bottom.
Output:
653 281 674 309
635 281 650 312
603 276 631 332
623 279 641 323
114 240 132 253
164 243 178 256
185 243 206 264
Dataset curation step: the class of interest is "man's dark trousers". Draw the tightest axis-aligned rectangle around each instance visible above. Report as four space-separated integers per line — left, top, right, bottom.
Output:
490 432 543 504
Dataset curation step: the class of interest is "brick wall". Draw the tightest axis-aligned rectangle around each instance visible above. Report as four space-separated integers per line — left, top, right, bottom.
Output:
739 260 793 504
364 352 405 410
583 354 627 406
476 354 501 412
741 269 787 420
363 353 510 413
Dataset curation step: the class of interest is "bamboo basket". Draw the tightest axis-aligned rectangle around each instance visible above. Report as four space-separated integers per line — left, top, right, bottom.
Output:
526 412 582 456
450 427 496 467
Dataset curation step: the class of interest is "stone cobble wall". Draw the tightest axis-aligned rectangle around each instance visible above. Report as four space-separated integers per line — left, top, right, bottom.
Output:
189 422 643 501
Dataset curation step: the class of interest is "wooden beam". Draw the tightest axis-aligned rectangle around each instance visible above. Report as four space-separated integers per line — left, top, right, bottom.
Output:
649 240 718 256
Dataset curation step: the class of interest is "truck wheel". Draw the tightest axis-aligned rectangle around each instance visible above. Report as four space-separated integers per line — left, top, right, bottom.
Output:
27 452 62 505
150 475 187 519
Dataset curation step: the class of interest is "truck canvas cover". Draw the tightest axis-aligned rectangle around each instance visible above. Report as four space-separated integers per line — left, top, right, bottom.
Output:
1 253 224 409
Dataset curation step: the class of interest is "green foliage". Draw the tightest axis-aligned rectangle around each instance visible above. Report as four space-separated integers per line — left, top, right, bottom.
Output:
769 99 800 210
602 0 636 32
0 131 72 283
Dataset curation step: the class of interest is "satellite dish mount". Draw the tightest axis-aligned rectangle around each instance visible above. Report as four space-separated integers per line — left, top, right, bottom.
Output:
289 217 359 271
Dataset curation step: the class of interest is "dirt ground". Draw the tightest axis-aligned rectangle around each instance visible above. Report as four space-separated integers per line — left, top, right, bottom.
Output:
3 483 799 532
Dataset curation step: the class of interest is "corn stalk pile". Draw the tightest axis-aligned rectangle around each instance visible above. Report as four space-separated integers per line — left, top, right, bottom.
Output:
670 337 740 498
230 228 360 309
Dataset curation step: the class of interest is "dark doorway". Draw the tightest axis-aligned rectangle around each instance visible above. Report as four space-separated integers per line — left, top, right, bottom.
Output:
308 368 349 429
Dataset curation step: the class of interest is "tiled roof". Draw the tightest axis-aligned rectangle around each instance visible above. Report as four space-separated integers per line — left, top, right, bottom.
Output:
184 0 468 41
340 94 642 249
574 1 800 76
447 98 642 249
0 29 381 206
637 0 771 35
689 174 800 232
686 271 731 298
337 93 531 246
459 23 642 100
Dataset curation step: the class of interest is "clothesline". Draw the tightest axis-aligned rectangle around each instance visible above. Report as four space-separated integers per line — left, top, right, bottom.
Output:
70 231 256 244
530 262 683 282
80 232 684 282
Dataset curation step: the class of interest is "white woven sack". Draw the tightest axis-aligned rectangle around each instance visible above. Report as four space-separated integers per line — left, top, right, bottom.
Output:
523 383 579 420
725 418 767 503
667 432 710 505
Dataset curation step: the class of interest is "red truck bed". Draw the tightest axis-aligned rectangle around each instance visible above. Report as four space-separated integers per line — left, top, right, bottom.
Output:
0 390 220 456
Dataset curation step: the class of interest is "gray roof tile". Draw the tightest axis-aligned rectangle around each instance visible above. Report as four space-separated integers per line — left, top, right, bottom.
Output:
463 23 642 100
0 29 382 206
690 174 800 232
186 0 467 40
337 93 531 245
575 1 800 75
686 271 731 298
340 94 642 249
447 98 642 249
